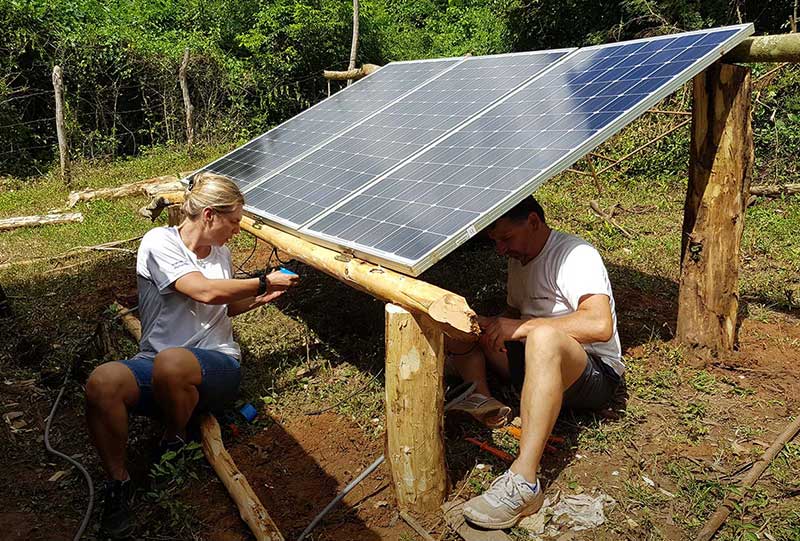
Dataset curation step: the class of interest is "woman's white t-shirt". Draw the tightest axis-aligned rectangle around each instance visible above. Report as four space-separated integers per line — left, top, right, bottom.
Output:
135 226 240 359
506 230 623 375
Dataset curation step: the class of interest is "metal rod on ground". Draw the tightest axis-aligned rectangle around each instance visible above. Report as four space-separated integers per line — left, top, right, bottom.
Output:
296 383 475 541
296 455 386 541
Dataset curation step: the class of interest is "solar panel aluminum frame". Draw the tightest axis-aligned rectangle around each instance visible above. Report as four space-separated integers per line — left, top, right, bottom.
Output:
303 23 753 276
293 48 579 270
181 56 463 193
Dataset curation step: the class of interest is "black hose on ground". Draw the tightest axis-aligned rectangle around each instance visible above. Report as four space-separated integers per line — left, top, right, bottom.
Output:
44 366 95 541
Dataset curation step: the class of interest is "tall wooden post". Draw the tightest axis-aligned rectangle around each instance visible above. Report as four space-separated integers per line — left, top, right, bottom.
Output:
179 49 194 148
52 66 71 186
385 303 447 512
677 63 753 353
347 0 359 87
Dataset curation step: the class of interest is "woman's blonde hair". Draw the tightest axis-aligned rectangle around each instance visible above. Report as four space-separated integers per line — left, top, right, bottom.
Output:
182 172 244 218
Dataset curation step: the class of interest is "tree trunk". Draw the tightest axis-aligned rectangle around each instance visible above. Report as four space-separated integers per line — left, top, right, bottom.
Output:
179 49 194 147
347 0 359 87
385 303 447 512
677 63 753 353
52 66 71 186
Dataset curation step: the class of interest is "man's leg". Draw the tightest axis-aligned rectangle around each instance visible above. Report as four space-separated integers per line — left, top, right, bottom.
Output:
463 324 587 529
446 338 512 427
85 362 141 481
511 325 588 483
151 347 203 442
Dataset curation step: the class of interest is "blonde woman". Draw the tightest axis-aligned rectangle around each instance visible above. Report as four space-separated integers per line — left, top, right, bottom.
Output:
85 172 298 538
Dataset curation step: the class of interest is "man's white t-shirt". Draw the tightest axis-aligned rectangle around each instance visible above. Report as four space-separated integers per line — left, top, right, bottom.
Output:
135 226 240 359
506 230 623 375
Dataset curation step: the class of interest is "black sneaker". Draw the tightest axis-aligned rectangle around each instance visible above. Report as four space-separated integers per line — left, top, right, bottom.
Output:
101 479 134 538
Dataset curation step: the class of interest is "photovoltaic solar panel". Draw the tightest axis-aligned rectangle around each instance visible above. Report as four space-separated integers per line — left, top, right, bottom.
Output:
195 59 459 190
301 24 753 275
243 50 573 228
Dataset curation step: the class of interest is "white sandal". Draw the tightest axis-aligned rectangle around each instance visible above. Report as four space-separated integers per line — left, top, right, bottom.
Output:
447 392 511 428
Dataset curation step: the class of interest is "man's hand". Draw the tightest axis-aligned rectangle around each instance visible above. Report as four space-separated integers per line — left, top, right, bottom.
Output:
477 315 528 353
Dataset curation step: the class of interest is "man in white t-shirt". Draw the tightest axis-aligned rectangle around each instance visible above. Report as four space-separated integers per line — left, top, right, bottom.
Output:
449 196 624 530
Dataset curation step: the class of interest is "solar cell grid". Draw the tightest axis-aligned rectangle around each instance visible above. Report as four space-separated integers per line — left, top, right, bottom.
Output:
196 59 457 190
245 50 572 228
303 25 752 272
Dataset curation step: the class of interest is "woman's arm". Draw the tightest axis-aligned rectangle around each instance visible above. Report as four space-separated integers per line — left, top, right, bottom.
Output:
173 270 298 305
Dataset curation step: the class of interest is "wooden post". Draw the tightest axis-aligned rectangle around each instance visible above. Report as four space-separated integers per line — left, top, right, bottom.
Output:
385 303 447 513
52 66 71 186
179 49 194 148
676 63 753 353
347 0 359 87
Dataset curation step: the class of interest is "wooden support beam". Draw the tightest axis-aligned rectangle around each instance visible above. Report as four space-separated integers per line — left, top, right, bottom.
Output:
323 64 380 81
385 303 447 513
200 414 285 541
677 63 753 353
723 33 800 63
240 215 479 341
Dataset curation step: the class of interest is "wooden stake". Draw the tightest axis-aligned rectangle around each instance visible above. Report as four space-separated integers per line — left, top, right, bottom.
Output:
167 205 185 226
346 0 359 87
52 66 71 186
677 63 753 353
179 49 194 148
200 414 285 541
385 303 447 513
695 414 800 541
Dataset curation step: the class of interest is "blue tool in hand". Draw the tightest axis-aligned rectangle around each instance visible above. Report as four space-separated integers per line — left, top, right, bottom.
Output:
278 267 298 277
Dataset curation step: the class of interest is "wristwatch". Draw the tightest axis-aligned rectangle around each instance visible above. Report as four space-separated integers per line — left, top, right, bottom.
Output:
257 273 268 296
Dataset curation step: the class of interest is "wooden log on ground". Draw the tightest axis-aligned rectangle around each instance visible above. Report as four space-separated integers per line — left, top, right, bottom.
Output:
677 63 753 353
0 212 83 232
139 191 186 221
748 183 800 197
323 63 380 81
67 175 181 208
695 413 800 541
111 302 141 342
200 413 285 541
240 215 478 341
385 303 447 513
724 33 800 63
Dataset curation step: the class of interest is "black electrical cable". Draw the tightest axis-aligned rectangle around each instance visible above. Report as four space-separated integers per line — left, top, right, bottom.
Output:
44 366 95 541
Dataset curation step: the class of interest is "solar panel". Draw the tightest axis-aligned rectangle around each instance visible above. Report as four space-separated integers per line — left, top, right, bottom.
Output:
195 59 459 191
301 24 753 275
243 50 573 228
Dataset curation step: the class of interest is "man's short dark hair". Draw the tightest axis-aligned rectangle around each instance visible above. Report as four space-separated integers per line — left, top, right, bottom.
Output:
497 195 546 224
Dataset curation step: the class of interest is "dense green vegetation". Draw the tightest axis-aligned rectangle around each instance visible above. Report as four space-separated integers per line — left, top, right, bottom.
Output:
2 0 799 177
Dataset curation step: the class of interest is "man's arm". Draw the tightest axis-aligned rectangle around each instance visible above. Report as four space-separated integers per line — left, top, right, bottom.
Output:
479 294 613 352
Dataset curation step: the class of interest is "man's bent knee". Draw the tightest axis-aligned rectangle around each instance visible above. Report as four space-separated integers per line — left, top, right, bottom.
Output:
152 348 201 387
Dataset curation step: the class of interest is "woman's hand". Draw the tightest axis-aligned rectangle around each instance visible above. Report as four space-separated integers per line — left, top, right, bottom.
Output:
266 270 299 291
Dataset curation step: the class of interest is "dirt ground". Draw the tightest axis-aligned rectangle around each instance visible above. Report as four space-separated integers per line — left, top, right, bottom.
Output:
1 251 799 540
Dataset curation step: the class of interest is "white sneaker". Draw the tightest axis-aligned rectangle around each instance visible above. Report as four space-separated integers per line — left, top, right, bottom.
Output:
463 470 544 529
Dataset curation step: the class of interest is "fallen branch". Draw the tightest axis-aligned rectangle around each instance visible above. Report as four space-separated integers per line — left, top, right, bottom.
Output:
748 183 800 197
139 191 185 221
111 302 141 342
66 175 183 208
200 413 285 541
0 212 83 232
589 200 634 239
0 236 142 270
695 414 800 541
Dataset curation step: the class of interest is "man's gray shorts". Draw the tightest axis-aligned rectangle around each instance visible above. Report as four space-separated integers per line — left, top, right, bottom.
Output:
506 341 621 410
